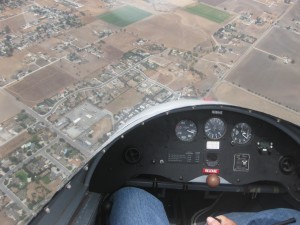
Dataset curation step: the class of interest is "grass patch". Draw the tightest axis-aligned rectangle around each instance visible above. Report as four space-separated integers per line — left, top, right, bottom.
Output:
41 175 51 184
185 3 230 23
98 5 152 27
16 170 28 183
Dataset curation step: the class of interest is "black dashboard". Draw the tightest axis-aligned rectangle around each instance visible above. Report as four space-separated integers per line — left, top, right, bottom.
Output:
89 104 300 201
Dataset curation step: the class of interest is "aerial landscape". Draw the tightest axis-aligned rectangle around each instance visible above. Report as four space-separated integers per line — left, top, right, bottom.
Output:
0 0 299 224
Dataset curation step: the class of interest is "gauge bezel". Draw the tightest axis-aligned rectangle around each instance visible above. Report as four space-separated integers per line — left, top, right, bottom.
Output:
231 122 252 145
204 117 226 140
175 120 197 142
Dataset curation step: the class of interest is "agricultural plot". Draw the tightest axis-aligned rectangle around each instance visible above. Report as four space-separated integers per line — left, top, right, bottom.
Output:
185 3 230 23
226 49 300 112
6 66 76 107
98 5 152 27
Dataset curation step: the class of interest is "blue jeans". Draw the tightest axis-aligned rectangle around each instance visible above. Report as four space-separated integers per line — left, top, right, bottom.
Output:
109 187 169 225
109 187 300 225
225 209 300 225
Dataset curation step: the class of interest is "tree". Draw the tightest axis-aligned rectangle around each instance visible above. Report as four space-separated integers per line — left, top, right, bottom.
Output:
268 55 276 61
4 25 11 34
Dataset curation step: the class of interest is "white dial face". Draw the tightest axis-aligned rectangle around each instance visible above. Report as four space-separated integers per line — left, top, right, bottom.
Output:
175 120 197 142
204 118 226 140
231 123 252 144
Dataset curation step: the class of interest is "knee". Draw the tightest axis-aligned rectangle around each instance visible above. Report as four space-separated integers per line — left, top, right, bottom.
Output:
112 187 163 209
113 187 147 199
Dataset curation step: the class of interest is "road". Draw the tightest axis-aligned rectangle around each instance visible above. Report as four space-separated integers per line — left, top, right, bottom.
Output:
2 56 66 89
39 150 71 176
0 137 75 213
0 54 163 213
42 55 152 118
0 184 32 214
206 2 296 96
0 87 92 157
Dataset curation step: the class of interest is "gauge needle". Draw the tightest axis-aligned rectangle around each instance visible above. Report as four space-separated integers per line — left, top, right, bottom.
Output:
187 130 195 134
242 132 248 138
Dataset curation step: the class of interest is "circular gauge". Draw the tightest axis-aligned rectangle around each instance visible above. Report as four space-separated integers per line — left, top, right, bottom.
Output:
231 123 252 144
204 118 226 140
175 120 197 142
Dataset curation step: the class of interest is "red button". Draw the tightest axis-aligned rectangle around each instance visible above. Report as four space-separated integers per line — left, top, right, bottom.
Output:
202 168 220 174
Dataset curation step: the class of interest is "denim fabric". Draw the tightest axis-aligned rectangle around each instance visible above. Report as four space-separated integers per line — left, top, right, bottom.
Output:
109 187 170 225
109 187 300 225
224 208 300 225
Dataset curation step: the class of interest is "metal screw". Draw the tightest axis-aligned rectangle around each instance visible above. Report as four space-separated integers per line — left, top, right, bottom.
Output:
44 207 50 214
66 183 71 189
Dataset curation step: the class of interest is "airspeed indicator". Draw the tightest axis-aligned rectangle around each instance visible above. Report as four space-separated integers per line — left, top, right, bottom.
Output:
204 118 226 140
231 123 252 145
175 120 197 142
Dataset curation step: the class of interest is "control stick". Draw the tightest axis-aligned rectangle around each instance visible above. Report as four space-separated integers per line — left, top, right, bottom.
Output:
206 174 220 188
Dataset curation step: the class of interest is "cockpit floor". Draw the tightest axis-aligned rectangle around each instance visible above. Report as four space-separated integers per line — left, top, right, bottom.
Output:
159 190 297 225
99 188 299 225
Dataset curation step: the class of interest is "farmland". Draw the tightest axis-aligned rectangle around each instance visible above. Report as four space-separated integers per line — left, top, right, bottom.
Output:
98 5 152 27
185 3 230 23
212 82 300 126
0 92 21 123
226 49 300 112
127 13 211 50
6 66 76 107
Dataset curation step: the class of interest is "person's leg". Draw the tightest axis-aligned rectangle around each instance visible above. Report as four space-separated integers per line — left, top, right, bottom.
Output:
224 208 300 225
108 187 170 225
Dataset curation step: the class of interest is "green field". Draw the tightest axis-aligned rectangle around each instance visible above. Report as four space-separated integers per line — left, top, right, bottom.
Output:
185 3 230 23
98 5 152 27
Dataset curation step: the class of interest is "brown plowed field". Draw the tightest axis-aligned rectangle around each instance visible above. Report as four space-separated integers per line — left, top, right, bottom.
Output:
6 66 76 107
0 131 31 159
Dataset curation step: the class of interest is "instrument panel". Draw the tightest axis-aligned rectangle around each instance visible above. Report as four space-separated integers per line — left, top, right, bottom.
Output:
89 105 300 201
175 118 252 145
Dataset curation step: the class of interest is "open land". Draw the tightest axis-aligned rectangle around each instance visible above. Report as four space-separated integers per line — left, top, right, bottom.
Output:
35 0 57 7
104 32 138 52
26 182 49 203
212 82 300 126
185 3 231 23
0 211 14 225
53 44 123 78
90 115 113 143
127 13 211 50
256 27 300 63
175 10 220 33
0 12 27 33
106 88 145 114
128 0 195 9
200 0 228 6
162 0 196 7
152 71 174 86
0 50 31 80
68 26 99 44
218 0 288 17
6 66 76 106
76 1 106 16
0 131 31 159
169 73 217 96
27 37 66 58
226 49 300 112
98 5 152 27
0 92 21 123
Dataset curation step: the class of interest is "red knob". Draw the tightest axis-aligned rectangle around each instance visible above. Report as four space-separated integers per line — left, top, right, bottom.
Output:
206 174 220 188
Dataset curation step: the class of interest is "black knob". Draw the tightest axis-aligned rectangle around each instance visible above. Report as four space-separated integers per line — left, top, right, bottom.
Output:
123 147 142 164
279 156 295 174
